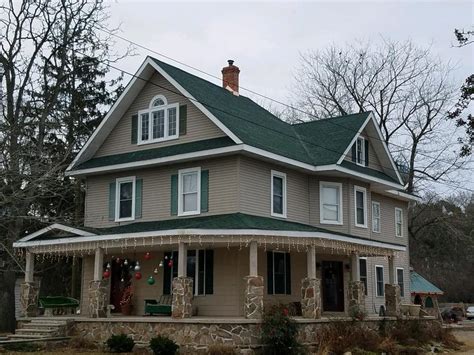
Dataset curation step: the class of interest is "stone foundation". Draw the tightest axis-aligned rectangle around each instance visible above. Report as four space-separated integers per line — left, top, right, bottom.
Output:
300 277 321 319
172 277 193 318
88 280 108 318
243 276 264 319
20 282 39 317
348 281 366 313
385 284 401 317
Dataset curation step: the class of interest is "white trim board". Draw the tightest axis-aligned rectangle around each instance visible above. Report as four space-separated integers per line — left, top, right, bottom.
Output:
14 228 406 252
19 223 96 243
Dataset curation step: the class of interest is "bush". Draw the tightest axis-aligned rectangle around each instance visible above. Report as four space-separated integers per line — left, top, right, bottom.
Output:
149 335 179 355
207 344 236 354
261 304 305 355
106 334 135 353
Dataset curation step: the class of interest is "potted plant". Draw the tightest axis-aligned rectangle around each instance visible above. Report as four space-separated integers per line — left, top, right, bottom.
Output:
120 285 133 315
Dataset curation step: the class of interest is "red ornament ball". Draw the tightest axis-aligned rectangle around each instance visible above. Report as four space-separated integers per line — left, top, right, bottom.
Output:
144 252 152 260
103 270 111 279
168 260 173 268
134 272 142 280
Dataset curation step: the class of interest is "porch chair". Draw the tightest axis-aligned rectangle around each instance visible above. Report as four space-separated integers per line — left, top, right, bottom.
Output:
144 295 172 316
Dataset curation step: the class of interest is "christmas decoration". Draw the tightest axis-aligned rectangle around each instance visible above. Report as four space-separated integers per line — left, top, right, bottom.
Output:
103 270 110 279
123 259 129 266
168 260 173 268
153 267 159 274
147 276 155 285
134 272 142 280
116 257 121 263
159 261 164 267
106 262 111 269
134 261 141 271
144 252 152 260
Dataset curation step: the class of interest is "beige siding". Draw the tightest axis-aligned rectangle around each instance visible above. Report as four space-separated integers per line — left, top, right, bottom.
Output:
80 255 94 313
344 130 384 172
371 193 409 246
84 156 239 228
238 156 310 224
95 72 225 158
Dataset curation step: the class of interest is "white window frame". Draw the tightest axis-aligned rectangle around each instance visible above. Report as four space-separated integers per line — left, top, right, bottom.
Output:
187 249 210 296
354 185 367 228
115 176 136 222
395 207 403 237
319 181 343 225
375 264 384 297
396 267 405 297
270 251 290 295
178 167 201 217
271 170 287 218
372 201 381 233
356 136 366 166
359 257 368 296
137 95 179 145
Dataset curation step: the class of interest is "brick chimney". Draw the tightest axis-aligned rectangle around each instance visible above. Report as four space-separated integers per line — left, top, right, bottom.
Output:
221 60 240 93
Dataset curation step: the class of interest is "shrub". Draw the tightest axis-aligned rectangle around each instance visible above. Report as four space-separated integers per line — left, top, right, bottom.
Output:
106 334 135 353
261 304 305 355
207 344 236 354
149 335 179 355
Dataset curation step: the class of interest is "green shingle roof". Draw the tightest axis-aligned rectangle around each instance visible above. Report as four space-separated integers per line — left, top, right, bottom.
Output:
74 137 235 171
410 271 443 295
29 213 404 248
340 160 400 184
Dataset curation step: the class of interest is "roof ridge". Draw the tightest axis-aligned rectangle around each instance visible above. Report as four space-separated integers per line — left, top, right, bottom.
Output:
293 111 372 126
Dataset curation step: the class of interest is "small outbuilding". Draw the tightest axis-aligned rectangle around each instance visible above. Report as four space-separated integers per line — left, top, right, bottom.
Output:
410 270 443 317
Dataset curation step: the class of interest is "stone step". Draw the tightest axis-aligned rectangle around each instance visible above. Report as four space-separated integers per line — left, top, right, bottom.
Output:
0 336 70 345
8 334 48 339
16 328 58 335
20 323 61 330
29 319 68 325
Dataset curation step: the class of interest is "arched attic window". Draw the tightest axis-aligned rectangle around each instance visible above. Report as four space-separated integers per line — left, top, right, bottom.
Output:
138 95 179 144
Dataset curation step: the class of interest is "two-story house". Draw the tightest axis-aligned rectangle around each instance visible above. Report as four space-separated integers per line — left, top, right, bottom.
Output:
14 57 419 321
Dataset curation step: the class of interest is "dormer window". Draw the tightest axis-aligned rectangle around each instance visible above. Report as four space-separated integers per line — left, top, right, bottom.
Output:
138 95 179 144
356 137 365 166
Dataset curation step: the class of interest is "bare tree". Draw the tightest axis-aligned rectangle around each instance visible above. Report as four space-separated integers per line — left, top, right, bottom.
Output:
292 39 468 194
0 0 127 331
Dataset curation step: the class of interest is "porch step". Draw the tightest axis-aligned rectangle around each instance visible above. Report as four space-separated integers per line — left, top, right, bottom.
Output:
8 334 48 339
0 336 69 345
29 319 68 326
16 328 58 335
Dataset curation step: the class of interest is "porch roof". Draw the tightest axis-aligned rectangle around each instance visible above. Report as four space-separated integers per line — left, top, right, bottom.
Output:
14 213 406 252
410 271 443 295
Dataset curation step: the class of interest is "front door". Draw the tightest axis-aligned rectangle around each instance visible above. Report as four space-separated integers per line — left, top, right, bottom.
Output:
322 261 344 312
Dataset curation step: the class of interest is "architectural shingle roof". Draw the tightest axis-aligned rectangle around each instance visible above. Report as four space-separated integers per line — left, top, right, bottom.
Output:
410 271 443 295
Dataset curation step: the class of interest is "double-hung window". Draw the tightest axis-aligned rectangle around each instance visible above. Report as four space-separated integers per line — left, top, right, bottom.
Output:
395 208 403 237
178 167 201 216
372 201 381 233
271 171 287 218
320 182 343 224
397 268 405 297
115 177 136 222
354 186 367 228
356 136 366 166
359 257 368 295
375 265 384 297
267 251 291 295
138 95 179 144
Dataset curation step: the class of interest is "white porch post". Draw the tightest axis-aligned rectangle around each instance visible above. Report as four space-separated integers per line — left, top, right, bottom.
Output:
348 253 365 314
243 240 263 319
350 253 360 281
385 255 401 316
25 251 35 283
20 251 39 317
93 247 104 281
172 242 193 318
301 245 321 318
249 241 258 276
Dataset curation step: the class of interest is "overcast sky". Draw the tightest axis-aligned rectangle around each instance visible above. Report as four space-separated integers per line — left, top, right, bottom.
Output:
106 1 473 194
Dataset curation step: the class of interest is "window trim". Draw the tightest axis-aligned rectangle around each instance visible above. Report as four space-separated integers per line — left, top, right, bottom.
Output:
375 264 384 297
178 167 201 217
319 181 343 225
167 249 211 296
356 136 366 166
359 257 368 296
115 176 136 222
396 267 405 297
354 185 368 228
395 207 403 237
270 251 290 295
271 170 287 218
137 95 179 145
372 201 381 233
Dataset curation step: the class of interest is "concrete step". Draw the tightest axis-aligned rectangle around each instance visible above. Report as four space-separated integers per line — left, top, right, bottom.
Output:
20 323 61 330
16 328 58 335
8 334 48 339
0 336 70 345
29 319 68 325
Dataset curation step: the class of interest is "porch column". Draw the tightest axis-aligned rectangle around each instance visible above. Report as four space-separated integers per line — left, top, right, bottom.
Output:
172 242 193 318
88 247 108 318
243 241 263 319
348 253 366 316
385 256 401 317
20 252 39 317
301 245 321 319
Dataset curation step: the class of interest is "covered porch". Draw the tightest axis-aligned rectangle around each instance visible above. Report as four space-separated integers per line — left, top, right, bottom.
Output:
13 214 406 321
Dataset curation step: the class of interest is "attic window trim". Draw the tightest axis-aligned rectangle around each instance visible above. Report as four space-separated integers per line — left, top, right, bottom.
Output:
137 95 180 146
356 136 366 166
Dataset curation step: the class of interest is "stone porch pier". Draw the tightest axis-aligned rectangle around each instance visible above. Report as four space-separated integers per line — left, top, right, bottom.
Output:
348 253 366 314
301 246 321 319
385 256 401 317
243 241 263 319
20 252 39 317
172 242 193 318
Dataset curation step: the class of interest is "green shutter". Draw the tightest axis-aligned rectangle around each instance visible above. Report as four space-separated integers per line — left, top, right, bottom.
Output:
108 182 116 221
285 253 291 295
135 178 143 219
179 105 187 135
131 114 138 144
205 249 214 295
171 174 178 215
365 139 369 167
201 170 209 213
267 251 274 295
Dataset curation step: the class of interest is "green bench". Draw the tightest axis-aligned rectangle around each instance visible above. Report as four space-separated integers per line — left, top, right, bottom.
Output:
144 295 172 316
39 296 80 316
